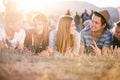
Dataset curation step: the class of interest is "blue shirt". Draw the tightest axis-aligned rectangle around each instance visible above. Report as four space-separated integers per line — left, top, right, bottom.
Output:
80 27 113 53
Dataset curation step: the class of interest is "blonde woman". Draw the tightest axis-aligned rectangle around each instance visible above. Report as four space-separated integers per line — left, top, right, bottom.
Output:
49 15 80 57
24 13 50 54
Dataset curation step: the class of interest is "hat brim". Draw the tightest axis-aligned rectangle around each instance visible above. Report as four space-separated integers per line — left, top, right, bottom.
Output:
93 11 109 24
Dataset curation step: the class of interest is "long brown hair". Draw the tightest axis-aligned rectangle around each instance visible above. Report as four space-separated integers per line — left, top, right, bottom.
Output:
31 13 49 50
56 15 76 53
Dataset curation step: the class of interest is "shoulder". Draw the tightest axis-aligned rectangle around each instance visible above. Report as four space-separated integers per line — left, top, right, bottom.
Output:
101 29 113 42
103 29 113 37
50 29 57 35
75 31 80 37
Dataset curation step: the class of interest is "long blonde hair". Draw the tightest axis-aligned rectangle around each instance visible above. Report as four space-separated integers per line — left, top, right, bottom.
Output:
31 13 49 50
56 15 76 53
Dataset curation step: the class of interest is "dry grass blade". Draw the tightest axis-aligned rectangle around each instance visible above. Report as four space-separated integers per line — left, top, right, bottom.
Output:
0 48 120 80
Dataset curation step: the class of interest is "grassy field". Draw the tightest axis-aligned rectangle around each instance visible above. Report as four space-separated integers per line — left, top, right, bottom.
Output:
0 49 120 80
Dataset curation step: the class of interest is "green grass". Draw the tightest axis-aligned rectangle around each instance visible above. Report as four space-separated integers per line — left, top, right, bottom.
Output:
0 48 120 80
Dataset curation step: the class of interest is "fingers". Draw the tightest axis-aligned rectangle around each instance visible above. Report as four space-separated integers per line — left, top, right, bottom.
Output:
90 40 98 49
93 40 97 48
46 46 53 53
90 44 95 50
90 40 97 49
90 40 101 55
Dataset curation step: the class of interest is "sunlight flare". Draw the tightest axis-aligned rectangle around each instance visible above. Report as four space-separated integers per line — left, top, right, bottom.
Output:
15 0 57 12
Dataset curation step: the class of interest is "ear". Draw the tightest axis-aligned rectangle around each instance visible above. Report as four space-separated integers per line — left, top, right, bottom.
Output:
102 23 106 29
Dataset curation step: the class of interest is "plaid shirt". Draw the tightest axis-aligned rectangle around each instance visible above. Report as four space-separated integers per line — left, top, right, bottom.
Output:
80 27 113 53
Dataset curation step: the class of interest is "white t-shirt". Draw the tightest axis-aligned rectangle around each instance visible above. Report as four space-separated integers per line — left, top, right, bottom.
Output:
0 26 26 49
